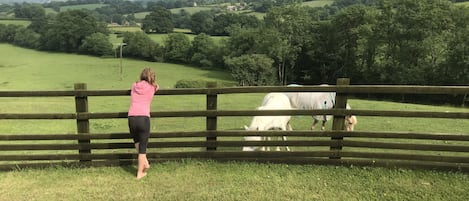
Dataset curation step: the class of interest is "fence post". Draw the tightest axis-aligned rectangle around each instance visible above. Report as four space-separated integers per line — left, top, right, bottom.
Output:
206 82 217 151
330 78 350 159
74 83 91 162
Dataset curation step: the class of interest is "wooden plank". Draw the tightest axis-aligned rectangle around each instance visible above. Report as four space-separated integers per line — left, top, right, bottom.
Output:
343 140 469 152
0 153 135 161
1 131 468 141
0 113 76 119
335 85 469 95
0 133 130 140
3 109 465 120
0 91 75 97
0 144 79 150
330 131 469 141
2 85 469 98
339 151 469 163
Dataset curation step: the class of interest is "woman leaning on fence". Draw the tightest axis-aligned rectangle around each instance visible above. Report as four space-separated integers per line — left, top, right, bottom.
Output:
128 67 159 179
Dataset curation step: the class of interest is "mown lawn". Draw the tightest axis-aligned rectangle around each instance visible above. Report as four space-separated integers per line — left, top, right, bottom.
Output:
0 160 468 201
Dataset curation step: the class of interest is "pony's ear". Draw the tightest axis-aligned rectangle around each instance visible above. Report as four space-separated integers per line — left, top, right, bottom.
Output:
244 125 249 130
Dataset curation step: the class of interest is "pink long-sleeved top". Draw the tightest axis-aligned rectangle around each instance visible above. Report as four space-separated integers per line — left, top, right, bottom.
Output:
128 81 159 117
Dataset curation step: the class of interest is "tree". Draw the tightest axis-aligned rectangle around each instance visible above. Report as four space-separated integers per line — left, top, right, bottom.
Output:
437 6 469 85
13 27 40 49
40 10 108 53
189 33 217 68
163 33 191 63
141 6 174 33
224 54 277 86
173 9 191 29
0 24 22 43
27 15 50 35
371 0 454 84
121 32 163 61
211 13 261 36
264 5 312 84
14 3 45 19
190 11 215 34
79 33 114 56
303 5 375 84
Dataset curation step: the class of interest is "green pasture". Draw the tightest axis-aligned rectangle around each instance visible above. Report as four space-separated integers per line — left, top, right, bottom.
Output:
455 1 469 7
108 26 142 33
0 19 31 26
147 33 227 45
44 8 57 15
134 11 150 19
170 6 218 15
60 3 106 12
1 44 469 200
302 0 334 7
135 6 216 19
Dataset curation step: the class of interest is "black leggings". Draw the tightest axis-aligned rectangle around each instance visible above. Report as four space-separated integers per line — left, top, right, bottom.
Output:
128 116 150 154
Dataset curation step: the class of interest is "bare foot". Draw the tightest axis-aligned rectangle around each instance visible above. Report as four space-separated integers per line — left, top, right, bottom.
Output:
136 171 147 180
143 164 150 173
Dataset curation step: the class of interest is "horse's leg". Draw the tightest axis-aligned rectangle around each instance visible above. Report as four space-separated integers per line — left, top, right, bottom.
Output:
265 136 271 151
321 120 326 130
276 136 281 151
311 118 318 130
284 122 292 151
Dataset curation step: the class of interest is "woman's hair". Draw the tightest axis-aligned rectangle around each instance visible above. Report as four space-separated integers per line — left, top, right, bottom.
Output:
140 68 156 86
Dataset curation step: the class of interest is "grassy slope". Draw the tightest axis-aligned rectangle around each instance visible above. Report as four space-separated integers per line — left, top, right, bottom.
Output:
0 43 469 200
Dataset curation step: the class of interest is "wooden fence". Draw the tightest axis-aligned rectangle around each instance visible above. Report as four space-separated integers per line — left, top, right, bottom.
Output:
1 78 469 171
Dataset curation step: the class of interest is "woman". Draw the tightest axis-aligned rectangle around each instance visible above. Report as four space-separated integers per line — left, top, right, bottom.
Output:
128 68 159 179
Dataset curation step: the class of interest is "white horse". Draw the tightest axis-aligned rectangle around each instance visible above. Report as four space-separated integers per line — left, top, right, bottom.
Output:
243 93 292 151
285 84 357 131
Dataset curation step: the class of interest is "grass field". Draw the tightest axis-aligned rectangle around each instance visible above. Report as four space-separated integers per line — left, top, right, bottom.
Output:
302 0 335 7
1 44 469 200
60 3 106 12
455 1 469 7
0 19 31 26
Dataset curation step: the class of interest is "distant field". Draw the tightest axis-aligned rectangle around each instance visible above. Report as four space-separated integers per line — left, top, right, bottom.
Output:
0 44 232 91
170 6 218 15
455 1 469 7
108 26 142 33
147 33 227 45
60 3 106 12
0 19 31 26
44 8 57 15
302 0 334 7
134 12 150 19
136 6 218 19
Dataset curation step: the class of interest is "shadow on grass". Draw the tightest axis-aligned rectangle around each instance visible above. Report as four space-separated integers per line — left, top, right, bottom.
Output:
120 165 136 176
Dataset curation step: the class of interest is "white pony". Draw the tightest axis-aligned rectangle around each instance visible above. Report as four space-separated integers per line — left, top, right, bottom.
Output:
284 84 357 131
243 93 292 151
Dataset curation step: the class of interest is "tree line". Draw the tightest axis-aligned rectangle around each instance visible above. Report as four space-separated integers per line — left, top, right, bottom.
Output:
0 0 468 89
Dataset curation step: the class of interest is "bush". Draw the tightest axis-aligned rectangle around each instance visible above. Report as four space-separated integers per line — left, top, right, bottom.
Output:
175 79 236 88
175 79 208 88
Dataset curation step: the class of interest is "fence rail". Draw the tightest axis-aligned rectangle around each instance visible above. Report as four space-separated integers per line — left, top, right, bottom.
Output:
1 78 469 171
